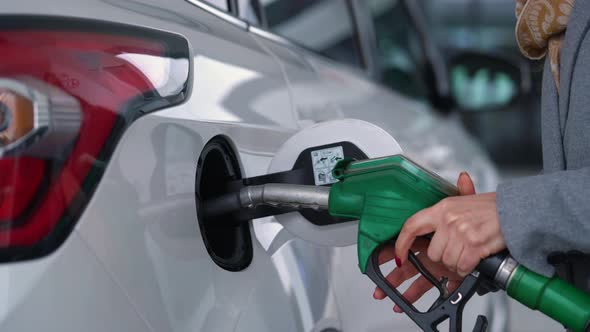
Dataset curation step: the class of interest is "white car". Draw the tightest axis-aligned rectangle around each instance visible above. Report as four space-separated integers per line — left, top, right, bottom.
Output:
0 0 517 331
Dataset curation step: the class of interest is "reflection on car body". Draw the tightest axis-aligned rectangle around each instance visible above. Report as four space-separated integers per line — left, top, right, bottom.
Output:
0 1 508 332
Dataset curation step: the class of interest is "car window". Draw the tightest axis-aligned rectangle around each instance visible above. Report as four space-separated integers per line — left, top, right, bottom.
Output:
260 0 363 68
367 0 428 99
238 0 266 26
202 0 230 11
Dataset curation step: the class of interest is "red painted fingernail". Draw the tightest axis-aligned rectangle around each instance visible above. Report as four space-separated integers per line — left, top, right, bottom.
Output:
395 256 402 267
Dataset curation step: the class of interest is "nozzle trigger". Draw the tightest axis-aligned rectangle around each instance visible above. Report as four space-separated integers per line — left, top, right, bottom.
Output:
365 245 488 332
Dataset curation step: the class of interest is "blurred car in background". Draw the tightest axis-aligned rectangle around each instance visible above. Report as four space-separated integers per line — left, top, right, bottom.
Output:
420 0 543 170
257 0 542 170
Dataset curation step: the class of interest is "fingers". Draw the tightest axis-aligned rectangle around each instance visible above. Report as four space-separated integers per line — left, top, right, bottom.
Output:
456 247 481 277
395 208 436 263
393 276 434 313
426 226 449 263
457 172 476 196
377 243 397 265
441 229 464 272
395 170 474 265
374 287 386 300
374 264 418 300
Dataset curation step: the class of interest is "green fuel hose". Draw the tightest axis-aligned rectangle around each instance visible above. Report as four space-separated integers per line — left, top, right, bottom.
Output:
507 266 590 332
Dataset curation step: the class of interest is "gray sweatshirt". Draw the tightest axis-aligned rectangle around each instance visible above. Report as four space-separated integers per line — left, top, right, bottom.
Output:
497 0 590 277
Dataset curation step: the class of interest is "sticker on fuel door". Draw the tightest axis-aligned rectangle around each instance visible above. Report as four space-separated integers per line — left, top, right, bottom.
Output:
311 146 344 185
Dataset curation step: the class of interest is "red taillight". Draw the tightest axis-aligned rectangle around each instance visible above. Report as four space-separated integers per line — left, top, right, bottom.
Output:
0 17 190 260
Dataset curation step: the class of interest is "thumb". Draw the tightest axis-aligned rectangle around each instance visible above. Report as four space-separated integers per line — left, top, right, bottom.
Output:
457 172 476 196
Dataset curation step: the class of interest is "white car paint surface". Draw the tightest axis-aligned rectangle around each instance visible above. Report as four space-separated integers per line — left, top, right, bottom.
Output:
0 0 507 331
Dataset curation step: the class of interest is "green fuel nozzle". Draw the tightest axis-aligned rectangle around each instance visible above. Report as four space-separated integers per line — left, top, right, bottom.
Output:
327 155 590 332
201 154 590 331
327 156 458 274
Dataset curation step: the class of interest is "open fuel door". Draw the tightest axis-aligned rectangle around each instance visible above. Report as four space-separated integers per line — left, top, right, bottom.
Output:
267 119 402 246
198 119 402 247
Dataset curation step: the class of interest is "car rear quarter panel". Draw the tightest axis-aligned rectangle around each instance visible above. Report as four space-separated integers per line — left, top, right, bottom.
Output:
0 1 341 332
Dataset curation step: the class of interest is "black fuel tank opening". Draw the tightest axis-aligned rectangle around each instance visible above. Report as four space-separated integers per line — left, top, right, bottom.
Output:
196 137 253 272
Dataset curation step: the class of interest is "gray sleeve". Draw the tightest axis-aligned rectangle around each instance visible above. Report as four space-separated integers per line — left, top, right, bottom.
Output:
496 167 590 277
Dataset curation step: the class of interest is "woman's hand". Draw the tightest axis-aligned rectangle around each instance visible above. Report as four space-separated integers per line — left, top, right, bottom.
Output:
373 238 464 313
396 173 506 277
373 172 506 312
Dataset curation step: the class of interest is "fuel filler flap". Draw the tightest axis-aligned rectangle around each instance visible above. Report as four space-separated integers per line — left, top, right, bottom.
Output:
268 119 403 247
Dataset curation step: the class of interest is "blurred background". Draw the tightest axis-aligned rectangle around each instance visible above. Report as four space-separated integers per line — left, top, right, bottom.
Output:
257 0 544 176
420 0 543 177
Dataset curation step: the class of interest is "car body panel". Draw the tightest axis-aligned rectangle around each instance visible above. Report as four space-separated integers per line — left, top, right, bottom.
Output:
0 0 504 331
75 114 309 332
0 233 149 331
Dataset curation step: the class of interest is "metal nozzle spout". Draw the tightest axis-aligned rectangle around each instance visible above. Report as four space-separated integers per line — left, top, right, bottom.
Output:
240 184 330 211
200 184 330 221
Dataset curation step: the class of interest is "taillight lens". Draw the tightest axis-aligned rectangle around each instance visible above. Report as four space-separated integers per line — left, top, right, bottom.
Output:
0 16 190 261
